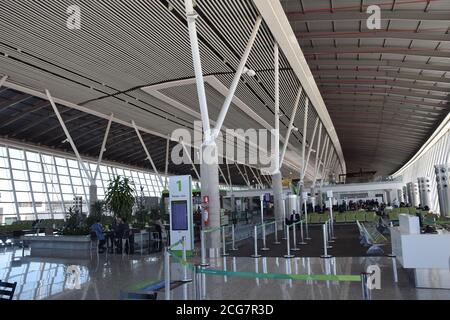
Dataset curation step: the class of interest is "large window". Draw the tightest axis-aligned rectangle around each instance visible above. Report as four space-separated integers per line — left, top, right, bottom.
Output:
0 143 168 223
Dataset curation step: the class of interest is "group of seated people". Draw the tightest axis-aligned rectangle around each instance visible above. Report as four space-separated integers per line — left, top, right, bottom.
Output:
90 217 130 253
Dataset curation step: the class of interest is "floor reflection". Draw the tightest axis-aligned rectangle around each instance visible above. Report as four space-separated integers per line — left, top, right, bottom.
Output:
1 246 450 300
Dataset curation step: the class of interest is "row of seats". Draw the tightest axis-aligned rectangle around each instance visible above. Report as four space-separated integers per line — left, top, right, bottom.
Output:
306 211 376 224
385 209 428 221
356 220 387 254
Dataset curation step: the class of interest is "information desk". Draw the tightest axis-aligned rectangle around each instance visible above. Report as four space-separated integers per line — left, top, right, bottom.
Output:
391 215 450 289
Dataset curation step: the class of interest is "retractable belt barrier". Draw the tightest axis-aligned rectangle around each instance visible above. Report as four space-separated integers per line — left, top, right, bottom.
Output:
165 241 372 300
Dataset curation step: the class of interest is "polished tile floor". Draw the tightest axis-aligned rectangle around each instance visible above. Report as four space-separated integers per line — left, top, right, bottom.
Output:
1 247 449 300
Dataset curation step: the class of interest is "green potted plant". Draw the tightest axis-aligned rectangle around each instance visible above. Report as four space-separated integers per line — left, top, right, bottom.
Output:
104 176 136 222
61 206 89 236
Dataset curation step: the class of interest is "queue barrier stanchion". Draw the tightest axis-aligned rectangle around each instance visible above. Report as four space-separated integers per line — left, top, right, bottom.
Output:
291 221 300 251
194 265 201 300
221 226 229 257
304 201 311 240
284 224 294 258
274 220 281 244
261 223 269 251
251 225 261 258
164 248 170 300
181 236 192 282
299 219 307 245
360 272 372 300
200 230 209 267
329 198 337 240
230 224 238 251
328 218 335 244
320 223 332 259
387 222 396 257
326 220 333 248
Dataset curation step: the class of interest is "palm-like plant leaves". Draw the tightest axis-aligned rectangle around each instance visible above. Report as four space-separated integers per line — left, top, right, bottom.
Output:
104 176 136 221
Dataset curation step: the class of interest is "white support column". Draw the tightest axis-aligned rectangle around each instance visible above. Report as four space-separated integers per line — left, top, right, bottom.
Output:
213 16 263 139
301 98 310 180
164 135 170 189
272 42 284 228
323 150 335 184
23 150 38 220
274 43 280 174
0 75 8 88
242 165 251 185
218 166 230 189
93 113 113 182
131 120 164 188
39 153 54 220
184 0 212 141
185 0 221 252
236 163 250 187
280 87 303 167
226 161 233 192
312 123 323 187
6 146 21 221
46 89 93 183
53 156 67 220
297 97 310 208
249 166 263 188
301 118 319 181
320 138 331 187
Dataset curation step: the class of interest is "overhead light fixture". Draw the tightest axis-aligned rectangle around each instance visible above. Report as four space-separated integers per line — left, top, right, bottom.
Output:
243 67 256 77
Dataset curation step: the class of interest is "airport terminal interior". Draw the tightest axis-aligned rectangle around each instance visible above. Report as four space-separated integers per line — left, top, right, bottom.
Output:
0 0 449 301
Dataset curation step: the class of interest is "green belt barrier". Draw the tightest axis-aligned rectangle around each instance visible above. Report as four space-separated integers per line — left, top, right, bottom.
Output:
169 250 193 268
168 238 184 250
167 249 360 282
202 226 222 234
197 268 361 282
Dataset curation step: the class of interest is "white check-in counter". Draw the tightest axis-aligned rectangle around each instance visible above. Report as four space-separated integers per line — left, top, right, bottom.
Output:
391 214 450 289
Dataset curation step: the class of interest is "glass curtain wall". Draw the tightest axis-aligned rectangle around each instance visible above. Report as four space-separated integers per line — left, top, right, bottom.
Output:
0 143 167 223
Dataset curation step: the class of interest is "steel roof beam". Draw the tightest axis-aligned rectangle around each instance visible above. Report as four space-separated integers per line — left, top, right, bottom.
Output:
11 108 71 137
33 113 88 140
317 81 450 94
77 127 128 150
322 90 449 102
0 95 34 111
329 110 435 124
297 31 450 42
335 121 428 133
314 70 450 84
322 89 449 105
308 60 450 72
302 47 450 58
0 100 50 127
328 102 443 117
324 98 446 109
338 129 425 140
332 117 431 129
48 118 106 146
287 11 450 22
333 110 436 127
